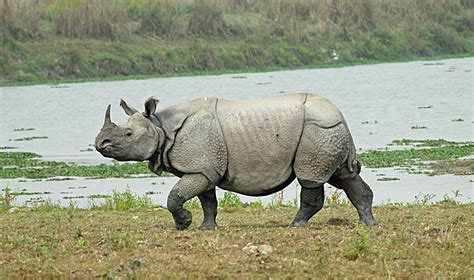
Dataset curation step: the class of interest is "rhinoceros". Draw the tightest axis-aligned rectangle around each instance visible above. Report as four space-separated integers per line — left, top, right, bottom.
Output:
95 93 377 230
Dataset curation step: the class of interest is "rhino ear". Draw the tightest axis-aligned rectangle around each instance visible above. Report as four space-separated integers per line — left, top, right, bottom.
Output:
144 96 160 117
120 99 139 116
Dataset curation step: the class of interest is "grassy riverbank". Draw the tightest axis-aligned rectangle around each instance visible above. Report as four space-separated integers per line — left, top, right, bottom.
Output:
0 201 472 278
1 0 473 86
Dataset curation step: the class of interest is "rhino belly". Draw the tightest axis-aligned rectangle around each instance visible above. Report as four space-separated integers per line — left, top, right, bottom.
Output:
216 96 305 195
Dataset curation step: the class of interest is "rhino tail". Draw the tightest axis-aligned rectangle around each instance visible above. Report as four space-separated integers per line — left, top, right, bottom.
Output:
346 126 357 173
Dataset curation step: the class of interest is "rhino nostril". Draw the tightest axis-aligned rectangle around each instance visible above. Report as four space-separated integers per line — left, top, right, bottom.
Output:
100 139 112 148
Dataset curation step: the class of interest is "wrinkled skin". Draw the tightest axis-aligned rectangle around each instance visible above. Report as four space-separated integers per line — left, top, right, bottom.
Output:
95 94 377 230
95 105 159 161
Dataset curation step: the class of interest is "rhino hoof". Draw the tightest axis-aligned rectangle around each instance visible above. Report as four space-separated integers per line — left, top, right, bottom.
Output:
360 218 378 227
289 220 308 228
199 222 218 231
174 209 192 230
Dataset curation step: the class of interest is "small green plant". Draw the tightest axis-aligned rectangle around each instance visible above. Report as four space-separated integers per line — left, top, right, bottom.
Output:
184 197 201 209
30 198 63 211
91 189 152 210
101 229 136 250
285 198 298 208
414 193 436 205
2 186 16 209
248 199 264 209
451 118 464 122
343 225 369 260
219 192 243 208
325 190 349 206
271 190 284 207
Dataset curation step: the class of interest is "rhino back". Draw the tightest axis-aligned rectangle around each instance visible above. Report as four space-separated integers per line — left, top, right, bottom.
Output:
216 93 306 195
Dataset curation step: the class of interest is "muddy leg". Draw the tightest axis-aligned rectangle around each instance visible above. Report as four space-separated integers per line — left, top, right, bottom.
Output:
329 175 377 226
289 180 324 227
198 188 218 230
167 174 212 230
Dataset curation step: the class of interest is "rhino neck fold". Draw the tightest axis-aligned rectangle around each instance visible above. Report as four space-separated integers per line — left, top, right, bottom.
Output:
147 117 167 175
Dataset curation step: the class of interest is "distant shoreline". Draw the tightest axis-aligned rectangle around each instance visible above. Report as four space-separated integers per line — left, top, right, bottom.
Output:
1 53 472 88
2 1 472 87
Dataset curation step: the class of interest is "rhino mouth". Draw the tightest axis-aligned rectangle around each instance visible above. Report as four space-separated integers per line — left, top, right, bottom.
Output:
96 143 120 156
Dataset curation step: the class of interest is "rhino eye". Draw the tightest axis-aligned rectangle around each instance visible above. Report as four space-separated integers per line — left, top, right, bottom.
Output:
126 131 132 137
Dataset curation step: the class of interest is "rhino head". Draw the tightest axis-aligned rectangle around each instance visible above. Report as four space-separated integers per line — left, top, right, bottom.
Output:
95 96 164 162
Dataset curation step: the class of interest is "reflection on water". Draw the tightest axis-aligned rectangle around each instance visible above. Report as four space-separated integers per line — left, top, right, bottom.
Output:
0 58 472 206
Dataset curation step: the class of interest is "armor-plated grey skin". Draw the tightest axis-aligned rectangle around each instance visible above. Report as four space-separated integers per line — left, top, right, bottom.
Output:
95 94 377 230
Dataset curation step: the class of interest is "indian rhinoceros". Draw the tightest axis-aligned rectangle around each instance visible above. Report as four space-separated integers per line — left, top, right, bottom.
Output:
95 93 377 230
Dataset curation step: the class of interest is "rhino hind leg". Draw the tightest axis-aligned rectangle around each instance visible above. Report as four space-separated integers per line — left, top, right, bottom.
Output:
328 174 377 226
198 188 218 230
289 180 324 227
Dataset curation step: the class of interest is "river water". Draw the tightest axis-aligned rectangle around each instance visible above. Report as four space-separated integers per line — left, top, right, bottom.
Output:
0 58 472 207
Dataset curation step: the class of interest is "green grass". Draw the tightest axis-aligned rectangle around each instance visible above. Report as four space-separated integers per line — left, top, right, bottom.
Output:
89 189 153 211
0 202 472 278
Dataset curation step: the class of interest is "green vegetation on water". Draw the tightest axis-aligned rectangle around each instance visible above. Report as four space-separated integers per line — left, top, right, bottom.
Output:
388 139 472 147
13 128 35 131
1 0 473 86
410 125 428 130
0 151 169 179
0 146 17 150
0 139 472 179
9 136 48 142
359 144 473 168
377 177 400 182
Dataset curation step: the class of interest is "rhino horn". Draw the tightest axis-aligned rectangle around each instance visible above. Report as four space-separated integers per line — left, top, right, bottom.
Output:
103 104 116 128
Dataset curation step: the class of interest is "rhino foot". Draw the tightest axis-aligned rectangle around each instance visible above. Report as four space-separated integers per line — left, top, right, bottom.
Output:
360 218 378 227
199 222 218 231
288 220 308 228
173 209 192 230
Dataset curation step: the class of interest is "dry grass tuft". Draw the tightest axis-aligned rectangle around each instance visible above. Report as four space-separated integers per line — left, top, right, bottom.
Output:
52 0 130 39
188 0 231 37
0 0 41 39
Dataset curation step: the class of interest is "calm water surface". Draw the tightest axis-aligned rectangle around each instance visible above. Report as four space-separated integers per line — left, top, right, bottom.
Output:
1 58 472 207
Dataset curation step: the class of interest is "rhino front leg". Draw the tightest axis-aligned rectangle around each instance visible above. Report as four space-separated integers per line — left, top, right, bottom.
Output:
167 174 212 230
198 188 218 230
289 180 324 227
